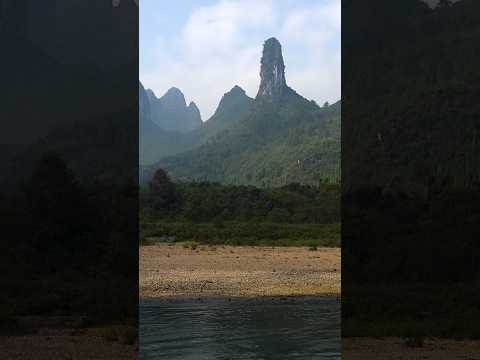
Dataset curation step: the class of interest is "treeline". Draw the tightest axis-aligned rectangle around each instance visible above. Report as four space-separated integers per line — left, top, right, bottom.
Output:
140 169 340 224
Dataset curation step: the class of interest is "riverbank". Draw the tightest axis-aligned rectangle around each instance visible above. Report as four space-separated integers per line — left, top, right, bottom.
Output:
139 244 340 297
343 337 480 359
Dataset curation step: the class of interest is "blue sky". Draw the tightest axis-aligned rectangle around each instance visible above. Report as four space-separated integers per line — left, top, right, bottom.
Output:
140 0 340 119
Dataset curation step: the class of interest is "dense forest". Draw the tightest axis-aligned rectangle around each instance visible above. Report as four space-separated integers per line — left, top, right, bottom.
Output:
140 169 340 247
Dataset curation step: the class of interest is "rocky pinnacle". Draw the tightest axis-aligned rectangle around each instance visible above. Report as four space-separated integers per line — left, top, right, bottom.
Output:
256 37 287 101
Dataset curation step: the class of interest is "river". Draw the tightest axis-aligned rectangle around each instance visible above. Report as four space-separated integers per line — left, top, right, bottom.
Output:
140 296 340 360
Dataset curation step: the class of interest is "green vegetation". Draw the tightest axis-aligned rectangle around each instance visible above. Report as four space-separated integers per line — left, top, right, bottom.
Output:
159 96 340 187
141 222 340 247
140 84 254 166
140 169 340 247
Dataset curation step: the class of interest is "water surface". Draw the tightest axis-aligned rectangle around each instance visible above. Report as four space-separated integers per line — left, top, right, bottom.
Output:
140 296 340 360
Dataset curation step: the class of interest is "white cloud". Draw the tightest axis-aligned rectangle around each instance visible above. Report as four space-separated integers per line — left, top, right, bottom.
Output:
183 0 274 58
141 0 341 119
281 0 341 108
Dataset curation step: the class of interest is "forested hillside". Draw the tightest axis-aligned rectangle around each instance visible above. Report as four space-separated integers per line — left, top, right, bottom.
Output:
158 96 340 187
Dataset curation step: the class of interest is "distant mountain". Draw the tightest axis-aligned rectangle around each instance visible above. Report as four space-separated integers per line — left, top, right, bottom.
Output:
147 87 202 133
139 81 255 165
145 37 340 187
186 102 202 131
139 81 152 125
139 82 196 165
191 85 254 145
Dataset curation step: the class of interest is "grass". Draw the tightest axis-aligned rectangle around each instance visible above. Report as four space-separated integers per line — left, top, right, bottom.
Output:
140 221 340 247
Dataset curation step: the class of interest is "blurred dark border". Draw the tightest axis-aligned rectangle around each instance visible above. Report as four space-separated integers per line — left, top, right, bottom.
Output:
342 0 480 356
0 0 138 356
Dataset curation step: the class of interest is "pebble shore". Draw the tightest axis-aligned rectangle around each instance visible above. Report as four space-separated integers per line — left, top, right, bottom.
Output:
140 244 341 298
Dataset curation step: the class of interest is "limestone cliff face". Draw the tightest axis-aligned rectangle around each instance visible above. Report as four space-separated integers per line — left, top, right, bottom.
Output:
256 37 288 102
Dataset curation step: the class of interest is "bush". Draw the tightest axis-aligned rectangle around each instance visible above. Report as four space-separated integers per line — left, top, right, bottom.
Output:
141 221 340 247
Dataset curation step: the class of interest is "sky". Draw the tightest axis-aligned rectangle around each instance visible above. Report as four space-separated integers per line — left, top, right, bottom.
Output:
140 0 341 120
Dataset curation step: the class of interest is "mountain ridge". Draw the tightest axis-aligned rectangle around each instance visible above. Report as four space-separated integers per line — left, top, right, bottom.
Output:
146 85 203 133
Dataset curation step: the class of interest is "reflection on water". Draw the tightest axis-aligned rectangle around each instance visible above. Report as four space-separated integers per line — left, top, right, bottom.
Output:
140 296 340 360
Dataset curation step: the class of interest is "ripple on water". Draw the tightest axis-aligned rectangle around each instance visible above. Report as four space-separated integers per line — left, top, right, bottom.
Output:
140 296 340 360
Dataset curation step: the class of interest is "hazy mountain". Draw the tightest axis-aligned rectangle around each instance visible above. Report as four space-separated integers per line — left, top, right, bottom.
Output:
148 87 202 133
186 102 202 131
139 82 255 165
139 82 197 165
139 81 152 125
145 88 157 104
192 85 254 143
147 37 341 187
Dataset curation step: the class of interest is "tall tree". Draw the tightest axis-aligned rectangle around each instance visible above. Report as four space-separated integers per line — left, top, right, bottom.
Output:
148 169 180 211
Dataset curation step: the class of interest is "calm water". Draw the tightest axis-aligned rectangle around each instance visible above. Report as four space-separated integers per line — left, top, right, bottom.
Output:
140 296 340 360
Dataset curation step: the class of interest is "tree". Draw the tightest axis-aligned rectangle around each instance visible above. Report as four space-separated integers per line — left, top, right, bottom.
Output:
148 169 181 211
323 101 330 107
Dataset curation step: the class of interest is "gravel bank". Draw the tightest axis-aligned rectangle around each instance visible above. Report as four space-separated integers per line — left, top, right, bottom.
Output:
140 244 340 297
